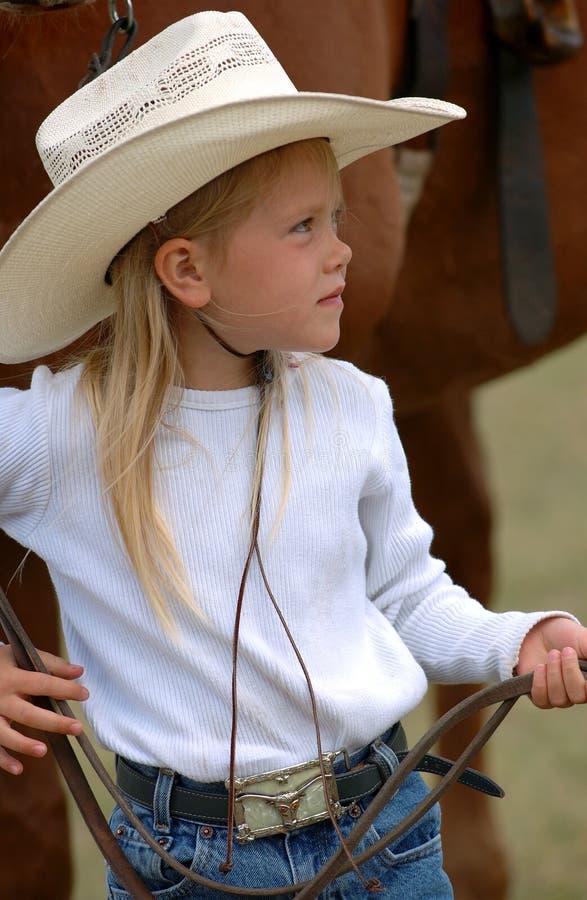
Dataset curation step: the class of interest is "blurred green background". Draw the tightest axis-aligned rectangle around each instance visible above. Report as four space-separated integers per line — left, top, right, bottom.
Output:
67 336 587 900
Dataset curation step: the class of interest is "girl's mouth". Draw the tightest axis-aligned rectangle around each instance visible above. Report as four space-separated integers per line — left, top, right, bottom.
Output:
318 285 345 305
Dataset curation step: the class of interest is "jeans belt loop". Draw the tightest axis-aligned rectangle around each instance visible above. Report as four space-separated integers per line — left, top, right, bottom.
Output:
153 766 175 834
367 735 400 784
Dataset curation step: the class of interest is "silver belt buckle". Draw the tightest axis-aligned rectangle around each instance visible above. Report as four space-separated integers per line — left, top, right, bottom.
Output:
229 750 347 843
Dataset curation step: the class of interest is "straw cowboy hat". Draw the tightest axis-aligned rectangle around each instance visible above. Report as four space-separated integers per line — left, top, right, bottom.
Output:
0 10 465 363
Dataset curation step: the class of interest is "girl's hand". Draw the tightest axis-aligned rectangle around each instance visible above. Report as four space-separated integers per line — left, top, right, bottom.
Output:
0 644 88 775
517 617 587 708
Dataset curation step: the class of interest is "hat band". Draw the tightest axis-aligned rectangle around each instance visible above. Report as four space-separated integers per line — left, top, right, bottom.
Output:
41 29 281 188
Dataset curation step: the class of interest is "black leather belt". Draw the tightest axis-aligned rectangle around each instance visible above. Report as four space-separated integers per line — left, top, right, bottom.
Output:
116 724 503 826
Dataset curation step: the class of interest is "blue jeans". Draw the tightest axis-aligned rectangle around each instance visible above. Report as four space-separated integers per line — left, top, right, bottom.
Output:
106 737 453 899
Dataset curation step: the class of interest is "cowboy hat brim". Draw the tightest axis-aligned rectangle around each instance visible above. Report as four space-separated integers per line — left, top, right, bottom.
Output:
0 92 464 363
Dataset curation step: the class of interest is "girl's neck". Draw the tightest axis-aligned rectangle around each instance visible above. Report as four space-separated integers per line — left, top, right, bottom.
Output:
176 309 259 390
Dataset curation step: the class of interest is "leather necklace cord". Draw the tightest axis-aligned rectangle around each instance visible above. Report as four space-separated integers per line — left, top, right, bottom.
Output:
1 577 586 898
253 541 382 893
219 377 265 875
219 376 378 891
148 314 377 887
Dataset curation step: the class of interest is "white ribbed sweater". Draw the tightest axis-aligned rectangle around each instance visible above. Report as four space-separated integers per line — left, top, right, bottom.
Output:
0 358 561 780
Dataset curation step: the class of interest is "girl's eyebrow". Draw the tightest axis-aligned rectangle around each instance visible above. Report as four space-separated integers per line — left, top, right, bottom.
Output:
277 201 340 224
279 203 322 220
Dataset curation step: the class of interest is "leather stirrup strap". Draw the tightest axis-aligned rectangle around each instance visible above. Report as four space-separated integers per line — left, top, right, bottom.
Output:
403 0 562 347
1 580 585 898
495 38 558 346
489 0 583 344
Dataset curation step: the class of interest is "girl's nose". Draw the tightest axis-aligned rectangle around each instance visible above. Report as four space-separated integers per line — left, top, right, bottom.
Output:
339 237 352 268
328 234 352 271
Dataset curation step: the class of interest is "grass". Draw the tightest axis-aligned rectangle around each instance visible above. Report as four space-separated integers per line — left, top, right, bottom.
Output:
473 335 587 900
67 335 587 900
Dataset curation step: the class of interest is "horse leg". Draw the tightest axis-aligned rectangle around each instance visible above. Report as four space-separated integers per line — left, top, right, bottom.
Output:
0 533 72 900
395 389 509 900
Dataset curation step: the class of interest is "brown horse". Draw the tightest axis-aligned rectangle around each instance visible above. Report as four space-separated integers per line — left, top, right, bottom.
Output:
1 2 586 899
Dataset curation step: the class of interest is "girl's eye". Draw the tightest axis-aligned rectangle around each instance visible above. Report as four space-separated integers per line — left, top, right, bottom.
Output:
292 219 313 233
291 206 345 234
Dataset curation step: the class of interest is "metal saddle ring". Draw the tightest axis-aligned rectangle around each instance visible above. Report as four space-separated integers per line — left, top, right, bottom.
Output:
1 583 585 899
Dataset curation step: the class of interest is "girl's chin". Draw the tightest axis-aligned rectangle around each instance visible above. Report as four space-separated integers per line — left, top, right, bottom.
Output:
262 328 341 356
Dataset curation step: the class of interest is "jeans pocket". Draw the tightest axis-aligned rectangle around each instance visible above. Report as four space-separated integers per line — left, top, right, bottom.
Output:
334 775 453 899
353 773 443 869
106 801 302 899
106 802 213 899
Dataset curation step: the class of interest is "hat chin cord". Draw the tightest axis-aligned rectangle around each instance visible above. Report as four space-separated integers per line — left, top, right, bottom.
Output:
196 315 274 383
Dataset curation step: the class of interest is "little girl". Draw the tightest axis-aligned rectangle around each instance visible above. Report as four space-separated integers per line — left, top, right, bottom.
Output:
0 11 585 899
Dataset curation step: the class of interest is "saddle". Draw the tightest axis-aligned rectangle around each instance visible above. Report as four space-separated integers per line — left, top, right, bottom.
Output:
0 1 90 11
489 0 583 64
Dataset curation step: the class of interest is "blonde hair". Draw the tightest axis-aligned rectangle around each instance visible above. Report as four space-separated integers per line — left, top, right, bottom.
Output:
81 138 342 628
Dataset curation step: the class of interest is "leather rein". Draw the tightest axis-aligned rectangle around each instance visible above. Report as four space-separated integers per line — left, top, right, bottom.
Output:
1 582 585 899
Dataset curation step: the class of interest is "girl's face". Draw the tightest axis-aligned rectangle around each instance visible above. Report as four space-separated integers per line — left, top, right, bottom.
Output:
199 153 352 355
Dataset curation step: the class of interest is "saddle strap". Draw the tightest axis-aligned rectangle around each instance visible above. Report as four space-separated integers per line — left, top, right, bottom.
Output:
1 581 585 898
489 1 581 344
401 0 570 347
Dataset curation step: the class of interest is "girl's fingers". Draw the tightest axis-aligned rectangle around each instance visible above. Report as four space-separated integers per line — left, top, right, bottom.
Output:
0 744 27 775
1 667 89 703
531 648 587 708
0 727 47 775
0 644 84 682
531 663 551 709
36 650 84 680
0 646 86 774
0 715 48 759
560 647 587 705
1 695 84 736
544 650 572 708
0 700 83 774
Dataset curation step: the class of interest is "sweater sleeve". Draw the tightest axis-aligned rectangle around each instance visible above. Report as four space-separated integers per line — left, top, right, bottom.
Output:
0 367 52 543
358 376 575 684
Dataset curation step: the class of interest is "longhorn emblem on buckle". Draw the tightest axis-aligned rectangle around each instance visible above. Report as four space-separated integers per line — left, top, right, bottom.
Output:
273 792 301 826
229 751 346 842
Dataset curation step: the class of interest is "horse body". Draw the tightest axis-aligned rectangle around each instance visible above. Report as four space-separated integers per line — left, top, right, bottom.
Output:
377 5 587 890
1 2 586 898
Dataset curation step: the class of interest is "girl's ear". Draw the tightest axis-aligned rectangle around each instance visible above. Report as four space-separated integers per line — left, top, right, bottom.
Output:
154 237 211 309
